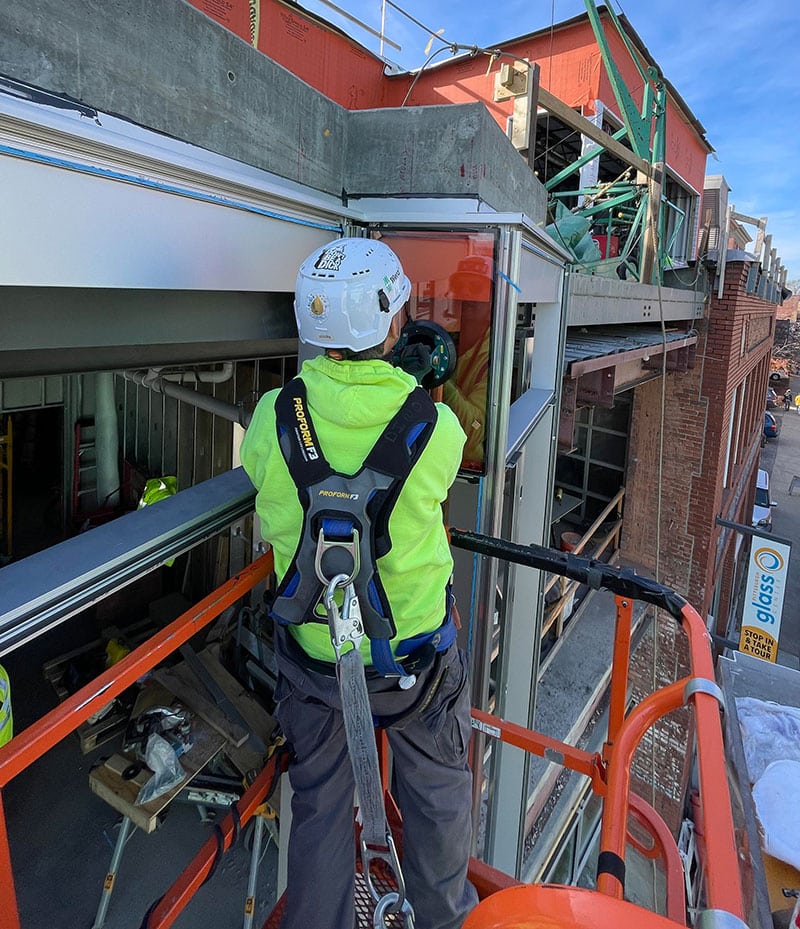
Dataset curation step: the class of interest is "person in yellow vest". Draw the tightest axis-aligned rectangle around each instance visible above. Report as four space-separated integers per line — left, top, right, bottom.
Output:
0 665 12 747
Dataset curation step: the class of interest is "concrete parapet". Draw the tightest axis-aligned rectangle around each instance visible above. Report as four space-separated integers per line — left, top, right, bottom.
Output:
0 0 348 195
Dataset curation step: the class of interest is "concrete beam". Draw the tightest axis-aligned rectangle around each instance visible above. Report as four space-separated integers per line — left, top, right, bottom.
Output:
0 288 296 377
346 104 546 220
0 0 348 196
567 274 704 326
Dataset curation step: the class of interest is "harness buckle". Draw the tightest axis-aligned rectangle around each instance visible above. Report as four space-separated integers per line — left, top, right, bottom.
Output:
324 576 364 661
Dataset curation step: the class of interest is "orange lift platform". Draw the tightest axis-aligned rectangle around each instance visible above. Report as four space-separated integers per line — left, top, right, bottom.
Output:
0 531 752 929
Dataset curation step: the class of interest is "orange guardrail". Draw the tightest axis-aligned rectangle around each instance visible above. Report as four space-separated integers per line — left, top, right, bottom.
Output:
0 553 274 929
449 528 746 928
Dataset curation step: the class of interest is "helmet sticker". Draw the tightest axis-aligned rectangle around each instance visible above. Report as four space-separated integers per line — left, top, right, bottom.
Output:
382 267 402 298
307 293 329 319
314 244 347 272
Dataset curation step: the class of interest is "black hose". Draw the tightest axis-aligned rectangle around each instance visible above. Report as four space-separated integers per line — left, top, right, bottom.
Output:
448 528 687 620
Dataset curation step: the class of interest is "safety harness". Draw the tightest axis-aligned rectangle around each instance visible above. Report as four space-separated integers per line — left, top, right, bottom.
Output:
271 376 454 927
271 377 455 680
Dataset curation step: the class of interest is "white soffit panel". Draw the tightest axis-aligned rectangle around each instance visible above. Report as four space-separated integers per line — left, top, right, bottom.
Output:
0 91 347 289
1 156 335 290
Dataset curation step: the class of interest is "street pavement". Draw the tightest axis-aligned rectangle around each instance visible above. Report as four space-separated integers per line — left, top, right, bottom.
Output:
758 382 800 667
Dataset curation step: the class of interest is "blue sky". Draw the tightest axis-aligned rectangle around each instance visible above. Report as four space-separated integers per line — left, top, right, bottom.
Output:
300 0 800 286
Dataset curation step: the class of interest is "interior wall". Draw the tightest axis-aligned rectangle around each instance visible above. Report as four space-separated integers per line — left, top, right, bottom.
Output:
116 356 296 600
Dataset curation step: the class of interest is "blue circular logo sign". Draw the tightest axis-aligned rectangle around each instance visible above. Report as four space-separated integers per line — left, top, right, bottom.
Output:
754 547 783 573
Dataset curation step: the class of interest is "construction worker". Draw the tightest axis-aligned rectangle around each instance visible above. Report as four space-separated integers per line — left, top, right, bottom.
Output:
240 237 477 929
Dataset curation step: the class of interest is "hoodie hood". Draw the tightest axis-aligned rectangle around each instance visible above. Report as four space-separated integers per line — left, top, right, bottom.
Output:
300 354 418 429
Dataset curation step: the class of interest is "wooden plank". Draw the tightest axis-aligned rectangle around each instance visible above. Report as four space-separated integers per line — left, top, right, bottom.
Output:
538 86 651 177
90 754 157 833
77 709 129 754
88 720 226 833
130 680 178 718
199 644 274 744
197 645 276 776
154 664 249 747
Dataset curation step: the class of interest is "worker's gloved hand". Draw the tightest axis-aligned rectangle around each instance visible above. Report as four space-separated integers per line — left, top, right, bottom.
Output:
397 343 433 383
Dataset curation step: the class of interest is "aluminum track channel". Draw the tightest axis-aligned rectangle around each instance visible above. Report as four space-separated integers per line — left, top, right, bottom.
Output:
0 468 256 656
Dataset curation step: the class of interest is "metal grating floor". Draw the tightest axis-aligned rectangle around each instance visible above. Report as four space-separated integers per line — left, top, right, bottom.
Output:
262 861 404 927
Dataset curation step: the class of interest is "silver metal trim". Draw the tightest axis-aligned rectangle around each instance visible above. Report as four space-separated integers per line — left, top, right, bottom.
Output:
683 677 725 710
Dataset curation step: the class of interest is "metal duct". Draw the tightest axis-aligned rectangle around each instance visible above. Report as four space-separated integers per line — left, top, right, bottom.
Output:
122 368 251 427
94 371 120 508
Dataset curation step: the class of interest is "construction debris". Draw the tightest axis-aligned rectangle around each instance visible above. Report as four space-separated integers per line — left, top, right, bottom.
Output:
771 322 800 378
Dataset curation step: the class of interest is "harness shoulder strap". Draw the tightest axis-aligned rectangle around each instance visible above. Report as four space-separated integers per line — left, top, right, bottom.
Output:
273 378 333 490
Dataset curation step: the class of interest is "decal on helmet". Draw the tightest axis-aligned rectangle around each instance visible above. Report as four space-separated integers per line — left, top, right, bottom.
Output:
307 293 329 319
383 267 402 293
314 244 347 272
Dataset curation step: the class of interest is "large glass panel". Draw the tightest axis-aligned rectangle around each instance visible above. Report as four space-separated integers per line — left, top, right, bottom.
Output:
587 463 621 500
593 399 630 433
377 232 496 474
587 430 627 467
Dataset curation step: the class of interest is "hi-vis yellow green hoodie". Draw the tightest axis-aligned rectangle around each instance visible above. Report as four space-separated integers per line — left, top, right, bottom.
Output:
240 354 466 664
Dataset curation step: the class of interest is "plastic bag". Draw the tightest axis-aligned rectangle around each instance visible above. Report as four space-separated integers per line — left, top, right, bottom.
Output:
136 733 187 805
751 759 800 870
736 696 800 783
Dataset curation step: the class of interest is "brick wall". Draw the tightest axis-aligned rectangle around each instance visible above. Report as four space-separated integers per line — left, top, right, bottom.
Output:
624 261 775 623
621 260 776 832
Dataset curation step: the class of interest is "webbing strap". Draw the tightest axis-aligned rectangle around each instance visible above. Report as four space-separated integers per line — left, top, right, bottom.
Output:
394 612 457 657
338 647 411 920
338 647 387 848
370 636 407 678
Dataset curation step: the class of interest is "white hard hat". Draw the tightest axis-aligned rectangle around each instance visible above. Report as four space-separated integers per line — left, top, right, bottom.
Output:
294 238 411 351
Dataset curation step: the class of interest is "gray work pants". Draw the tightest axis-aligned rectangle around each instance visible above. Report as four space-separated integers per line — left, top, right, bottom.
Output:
273 629 478 929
